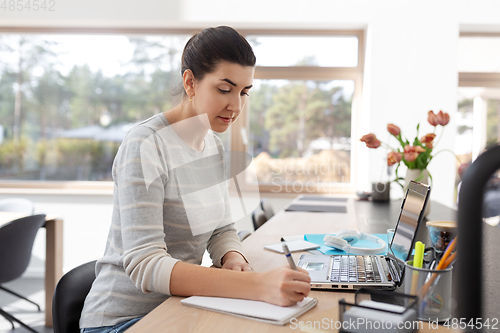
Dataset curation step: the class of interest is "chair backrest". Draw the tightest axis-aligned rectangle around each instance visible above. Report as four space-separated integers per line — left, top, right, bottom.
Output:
0 214 46 284
0 198 34 214
260 198 275 220
252 207 268 231
53 260 97 333
237 230 252 242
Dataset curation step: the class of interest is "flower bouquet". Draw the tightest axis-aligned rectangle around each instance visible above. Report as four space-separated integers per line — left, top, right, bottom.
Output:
360 110 455 190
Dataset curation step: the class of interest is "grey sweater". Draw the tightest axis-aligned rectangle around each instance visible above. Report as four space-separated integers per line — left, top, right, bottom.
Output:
80 113 247 328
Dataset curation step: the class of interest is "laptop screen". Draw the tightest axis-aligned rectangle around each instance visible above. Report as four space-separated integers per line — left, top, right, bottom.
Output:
389 181 430 262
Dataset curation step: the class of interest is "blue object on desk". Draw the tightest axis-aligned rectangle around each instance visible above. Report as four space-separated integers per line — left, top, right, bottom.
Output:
304 233 389 255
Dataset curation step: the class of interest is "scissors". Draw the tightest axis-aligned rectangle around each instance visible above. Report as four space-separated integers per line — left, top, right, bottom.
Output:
423 247 438 268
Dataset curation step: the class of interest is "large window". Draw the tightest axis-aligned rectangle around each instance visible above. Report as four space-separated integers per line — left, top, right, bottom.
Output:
0 33 190 182
0 30 363 194
457 35 500 160
236 31 364 193
456 34 500 204
247 79 353 185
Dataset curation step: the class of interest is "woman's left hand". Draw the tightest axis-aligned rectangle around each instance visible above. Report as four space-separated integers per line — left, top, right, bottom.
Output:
221 251 252 271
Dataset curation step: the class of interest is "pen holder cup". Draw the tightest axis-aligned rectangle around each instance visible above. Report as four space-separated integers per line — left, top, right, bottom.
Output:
404 261 453 322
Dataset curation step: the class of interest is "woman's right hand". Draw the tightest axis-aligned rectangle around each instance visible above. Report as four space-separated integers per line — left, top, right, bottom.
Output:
257 266 311 307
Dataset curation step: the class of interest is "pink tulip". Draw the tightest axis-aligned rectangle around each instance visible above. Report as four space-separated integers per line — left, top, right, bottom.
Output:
420 133 436 146
403 145 426 162
421 133 436 142
387 151 402 166
387 124 401 137
360 134 381 149
415 145 426 153
405 152 419 162
428 110 439 127
437 110 450 126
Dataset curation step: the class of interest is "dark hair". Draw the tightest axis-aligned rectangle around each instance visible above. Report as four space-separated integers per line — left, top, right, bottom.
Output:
181 26 256 81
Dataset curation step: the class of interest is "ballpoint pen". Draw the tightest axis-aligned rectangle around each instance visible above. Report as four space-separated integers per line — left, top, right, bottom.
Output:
424 259 437 284
282 241 298 270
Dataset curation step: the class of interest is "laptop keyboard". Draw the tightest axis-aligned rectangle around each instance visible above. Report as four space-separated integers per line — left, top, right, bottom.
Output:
330 255 382 283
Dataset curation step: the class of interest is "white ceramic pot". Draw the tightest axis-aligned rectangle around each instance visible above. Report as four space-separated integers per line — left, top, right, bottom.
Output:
404 169 431 217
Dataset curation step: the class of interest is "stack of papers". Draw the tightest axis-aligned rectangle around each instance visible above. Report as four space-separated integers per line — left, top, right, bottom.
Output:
342 300 417 333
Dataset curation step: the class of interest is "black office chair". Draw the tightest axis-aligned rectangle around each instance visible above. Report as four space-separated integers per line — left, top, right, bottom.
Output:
457 144 500 322
251 207 268 231
237 230 252 242
0 214 47 333
0 198 35 214
53 260 97 333
260 198 275 221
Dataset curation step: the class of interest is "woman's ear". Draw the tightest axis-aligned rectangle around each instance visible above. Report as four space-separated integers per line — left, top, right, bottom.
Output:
183 69 196 98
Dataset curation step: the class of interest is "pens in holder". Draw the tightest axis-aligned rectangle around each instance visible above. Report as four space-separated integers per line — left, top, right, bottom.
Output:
418 238 457 300
281 241 298 270
419 250 456 316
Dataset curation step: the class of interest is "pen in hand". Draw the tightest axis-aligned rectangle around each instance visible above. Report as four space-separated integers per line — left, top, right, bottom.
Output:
281 241 298 270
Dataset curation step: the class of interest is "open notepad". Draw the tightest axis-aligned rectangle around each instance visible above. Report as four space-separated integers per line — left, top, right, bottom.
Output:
181 296 318 325
264 239 320 253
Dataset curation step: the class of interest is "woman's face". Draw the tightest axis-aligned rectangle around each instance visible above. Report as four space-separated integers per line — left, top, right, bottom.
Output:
191 61 254 133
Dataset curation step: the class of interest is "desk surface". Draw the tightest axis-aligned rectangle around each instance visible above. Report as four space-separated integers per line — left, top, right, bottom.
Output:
354 199 500 321
0 211 60 226
127 197 466 333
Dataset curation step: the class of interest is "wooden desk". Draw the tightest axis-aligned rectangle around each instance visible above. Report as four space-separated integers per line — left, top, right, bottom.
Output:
127 197 457 333
0 212 63 327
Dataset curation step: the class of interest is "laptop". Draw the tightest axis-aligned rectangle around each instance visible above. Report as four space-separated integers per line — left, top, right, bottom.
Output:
297 180 431 291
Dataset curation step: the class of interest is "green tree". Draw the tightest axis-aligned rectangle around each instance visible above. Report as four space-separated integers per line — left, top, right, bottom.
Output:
248 83 278 156
65 65 102 128
0 70 16 138
29 66 70 138
124 36 185 120
0 36 58 141
315 85 352 144
264 81 341 157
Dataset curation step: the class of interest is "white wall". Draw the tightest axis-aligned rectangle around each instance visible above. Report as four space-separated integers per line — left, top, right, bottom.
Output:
2 0 500 275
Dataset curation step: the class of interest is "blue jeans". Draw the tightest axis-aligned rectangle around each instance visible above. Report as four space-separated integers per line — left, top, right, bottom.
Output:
80 317 143 333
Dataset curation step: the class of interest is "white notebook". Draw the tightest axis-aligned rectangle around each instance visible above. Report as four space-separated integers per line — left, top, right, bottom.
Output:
181 296 318 325
264 239 320 253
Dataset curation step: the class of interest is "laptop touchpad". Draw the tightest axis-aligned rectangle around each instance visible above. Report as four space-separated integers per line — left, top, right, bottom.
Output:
304 262 325 270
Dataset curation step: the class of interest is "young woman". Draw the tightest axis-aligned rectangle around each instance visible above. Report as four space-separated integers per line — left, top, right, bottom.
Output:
80 26 311 333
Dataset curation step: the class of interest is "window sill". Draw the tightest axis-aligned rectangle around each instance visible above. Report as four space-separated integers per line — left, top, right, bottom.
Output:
0 181 114 196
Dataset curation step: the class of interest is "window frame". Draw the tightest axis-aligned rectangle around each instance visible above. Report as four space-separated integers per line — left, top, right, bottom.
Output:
457 32 500 164
0 27 365 194
459 32 500 88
